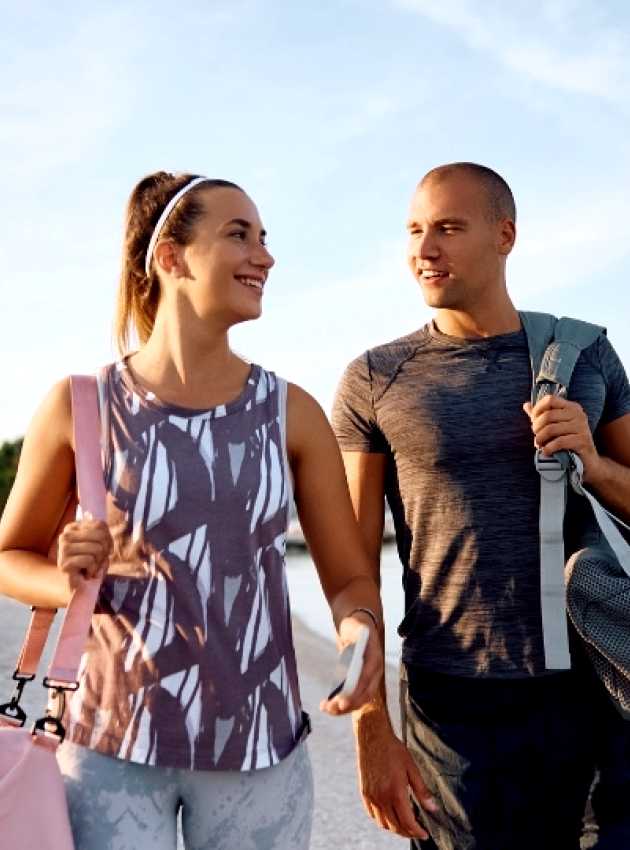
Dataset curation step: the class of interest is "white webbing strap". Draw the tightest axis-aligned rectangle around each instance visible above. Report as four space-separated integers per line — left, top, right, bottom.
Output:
536 452 572 668
569 454 630 578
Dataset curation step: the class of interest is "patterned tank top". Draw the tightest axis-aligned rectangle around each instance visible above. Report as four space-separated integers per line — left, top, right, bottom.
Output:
66 360 307 771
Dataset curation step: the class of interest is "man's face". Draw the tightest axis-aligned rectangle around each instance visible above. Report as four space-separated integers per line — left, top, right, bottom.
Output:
406 172 514 312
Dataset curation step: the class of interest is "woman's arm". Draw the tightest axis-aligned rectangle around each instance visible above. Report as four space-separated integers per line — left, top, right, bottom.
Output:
0 379 110 608
286 383 384 713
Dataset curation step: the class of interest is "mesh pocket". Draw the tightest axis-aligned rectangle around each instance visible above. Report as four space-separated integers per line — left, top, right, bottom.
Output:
566 547 630 718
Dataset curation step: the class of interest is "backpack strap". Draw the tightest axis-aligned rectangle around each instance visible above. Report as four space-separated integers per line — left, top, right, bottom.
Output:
569 457 630 576
520 313 606 670
519 311 557 403
536 317 604 393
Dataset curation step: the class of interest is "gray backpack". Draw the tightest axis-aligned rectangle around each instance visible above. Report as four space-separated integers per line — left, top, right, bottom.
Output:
520 311 630 718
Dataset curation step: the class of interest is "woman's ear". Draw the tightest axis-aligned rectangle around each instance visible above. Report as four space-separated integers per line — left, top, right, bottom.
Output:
154 239 183 277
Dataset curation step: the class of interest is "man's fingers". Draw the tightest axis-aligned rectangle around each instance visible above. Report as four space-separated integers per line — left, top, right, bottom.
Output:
532 409 576 431
408 761 439 815
392 793 430 839
365 798 406 838
535 423 581 446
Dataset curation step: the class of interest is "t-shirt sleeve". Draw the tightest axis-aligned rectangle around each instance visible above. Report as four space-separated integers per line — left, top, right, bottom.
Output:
598 334 630 425
331 353 388 453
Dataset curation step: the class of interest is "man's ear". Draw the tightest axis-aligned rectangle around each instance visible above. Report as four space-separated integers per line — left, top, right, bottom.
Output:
497 219 516 256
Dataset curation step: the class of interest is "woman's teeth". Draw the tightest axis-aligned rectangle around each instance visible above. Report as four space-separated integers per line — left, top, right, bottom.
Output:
238 277 264 290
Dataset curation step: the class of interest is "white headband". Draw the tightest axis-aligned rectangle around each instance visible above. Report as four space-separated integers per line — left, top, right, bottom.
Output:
144 176 211 276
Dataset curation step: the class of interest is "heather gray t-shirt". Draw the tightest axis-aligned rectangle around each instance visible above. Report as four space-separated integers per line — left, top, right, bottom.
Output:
332 321 630 678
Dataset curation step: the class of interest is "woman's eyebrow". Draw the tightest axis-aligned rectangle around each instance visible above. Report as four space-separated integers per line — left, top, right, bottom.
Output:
224 218 267 238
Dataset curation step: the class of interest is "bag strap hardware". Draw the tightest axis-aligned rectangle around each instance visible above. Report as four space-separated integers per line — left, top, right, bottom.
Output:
534 450 567 481
32 687 68 743
0 671 37 726
2 375 104 733
42 676 79 692
520 311 605 670
31 715 66 743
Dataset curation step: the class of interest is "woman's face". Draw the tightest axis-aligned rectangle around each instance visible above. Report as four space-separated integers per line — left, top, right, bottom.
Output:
171 186 275 327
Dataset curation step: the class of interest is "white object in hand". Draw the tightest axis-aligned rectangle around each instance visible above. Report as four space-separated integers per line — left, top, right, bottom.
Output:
328 624 370 699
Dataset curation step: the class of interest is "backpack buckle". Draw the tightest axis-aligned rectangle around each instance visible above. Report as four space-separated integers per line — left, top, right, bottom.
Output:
534 449 566 481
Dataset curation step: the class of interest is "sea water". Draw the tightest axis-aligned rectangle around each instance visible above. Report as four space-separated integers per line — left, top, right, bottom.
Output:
286 545 405 664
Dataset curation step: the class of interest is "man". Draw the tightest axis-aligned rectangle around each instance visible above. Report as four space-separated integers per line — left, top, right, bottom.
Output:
332 163 630 849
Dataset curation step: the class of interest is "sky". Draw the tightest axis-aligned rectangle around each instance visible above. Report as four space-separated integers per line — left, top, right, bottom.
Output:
1 0 629 441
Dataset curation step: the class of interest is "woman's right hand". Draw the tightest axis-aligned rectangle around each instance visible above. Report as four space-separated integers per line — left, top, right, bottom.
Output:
56 513 113 590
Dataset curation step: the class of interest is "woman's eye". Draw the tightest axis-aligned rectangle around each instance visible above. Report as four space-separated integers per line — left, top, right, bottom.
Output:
230 230 247 240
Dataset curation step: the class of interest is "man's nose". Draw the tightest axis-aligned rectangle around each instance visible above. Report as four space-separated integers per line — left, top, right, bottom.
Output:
418 232 439 259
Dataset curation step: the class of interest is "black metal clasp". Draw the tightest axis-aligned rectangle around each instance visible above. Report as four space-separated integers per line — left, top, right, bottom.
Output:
31 679 77 743
0 671 35 727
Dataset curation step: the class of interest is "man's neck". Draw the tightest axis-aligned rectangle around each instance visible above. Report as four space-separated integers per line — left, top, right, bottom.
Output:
434 302 521 340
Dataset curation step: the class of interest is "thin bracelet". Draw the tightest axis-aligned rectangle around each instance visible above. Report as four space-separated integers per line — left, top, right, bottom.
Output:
346 607 380 630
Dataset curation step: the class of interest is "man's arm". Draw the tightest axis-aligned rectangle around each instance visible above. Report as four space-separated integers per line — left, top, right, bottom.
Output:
524 399 630 522
587 413 630 521
342 450 438 841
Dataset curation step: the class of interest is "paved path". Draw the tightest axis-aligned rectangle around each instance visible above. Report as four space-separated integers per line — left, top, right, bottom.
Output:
292 615 404 849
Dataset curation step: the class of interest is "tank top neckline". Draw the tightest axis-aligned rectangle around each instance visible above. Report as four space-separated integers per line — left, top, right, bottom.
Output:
116 357 261 419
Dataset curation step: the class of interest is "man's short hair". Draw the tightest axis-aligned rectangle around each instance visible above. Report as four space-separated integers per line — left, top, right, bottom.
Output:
421 162 516 223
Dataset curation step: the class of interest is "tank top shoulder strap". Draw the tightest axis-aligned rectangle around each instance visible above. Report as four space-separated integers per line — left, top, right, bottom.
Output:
95 363 116 490
273 374 293 507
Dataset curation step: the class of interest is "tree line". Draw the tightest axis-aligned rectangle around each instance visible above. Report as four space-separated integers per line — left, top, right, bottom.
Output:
0 438 22 516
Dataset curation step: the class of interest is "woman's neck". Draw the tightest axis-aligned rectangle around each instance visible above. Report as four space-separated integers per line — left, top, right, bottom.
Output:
127 313 250 409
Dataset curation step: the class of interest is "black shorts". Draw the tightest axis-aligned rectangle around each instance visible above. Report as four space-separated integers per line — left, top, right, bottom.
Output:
400 661 630 850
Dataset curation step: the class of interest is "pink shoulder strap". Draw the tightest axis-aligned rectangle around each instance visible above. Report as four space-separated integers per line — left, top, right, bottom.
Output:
12 375 107 689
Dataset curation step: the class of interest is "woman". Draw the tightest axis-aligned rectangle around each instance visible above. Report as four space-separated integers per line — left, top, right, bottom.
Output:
0 172 384 849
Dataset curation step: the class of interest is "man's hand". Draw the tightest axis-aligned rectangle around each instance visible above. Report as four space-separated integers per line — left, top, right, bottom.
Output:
355 713 438 840
523 395 602 483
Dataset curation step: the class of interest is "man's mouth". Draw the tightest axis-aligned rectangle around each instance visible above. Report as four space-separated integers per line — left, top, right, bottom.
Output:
420 270 449 281
236 275 264 292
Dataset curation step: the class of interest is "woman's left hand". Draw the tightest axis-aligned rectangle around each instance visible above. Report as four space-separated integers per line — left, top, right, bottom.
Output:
319 612 384 716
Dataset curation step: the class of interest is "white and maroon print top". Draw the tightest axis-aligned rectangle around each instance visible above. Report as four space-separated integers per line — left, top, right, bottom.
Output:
66 361 305 771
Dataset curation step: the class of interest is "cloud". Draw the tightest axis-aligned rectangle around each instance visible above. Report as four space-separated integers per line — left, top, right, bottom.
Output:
394 0 630 102
510 189 630 297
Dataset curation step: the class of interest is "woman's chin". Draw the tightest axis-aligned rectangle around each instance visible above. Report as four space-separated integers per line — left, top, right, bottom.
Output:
229 305 263 326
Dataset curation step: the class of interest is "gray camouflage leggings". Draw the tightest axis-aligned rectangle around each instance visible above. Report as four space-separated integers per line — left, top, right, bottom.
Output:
57 740 313 850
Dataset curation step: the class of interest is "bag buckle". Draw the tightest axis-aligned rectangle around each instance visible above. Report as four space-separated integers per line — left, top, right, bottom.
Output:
31 679 77 743
0 671 35 727
32 690 67 742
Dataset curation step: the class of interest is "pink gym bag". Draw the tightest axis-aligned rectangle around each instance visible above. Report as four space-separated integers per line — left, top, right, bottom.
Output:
0 376 106 850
